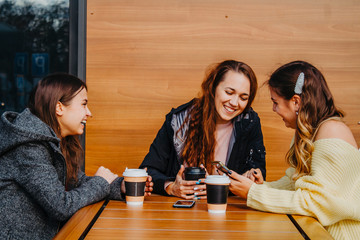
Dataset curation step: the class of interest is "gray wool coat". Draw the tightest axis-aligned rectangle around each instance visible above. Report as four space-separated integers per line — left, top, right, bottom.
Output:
0 109 124 240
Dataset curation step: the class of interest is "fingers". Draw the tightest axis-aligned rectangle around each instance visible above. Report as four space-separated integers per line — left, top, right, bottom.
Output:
200 164 209 177
241 168 263 183
145 185 153 192
247 168 263 184
144 174 153 196
193 185 206 195
95 166 118 184
228 170 244 181
180 190 207 200
252 168 261 177
145 187 153 196
177 165 185 178
178 181 207 199
146 175 153 184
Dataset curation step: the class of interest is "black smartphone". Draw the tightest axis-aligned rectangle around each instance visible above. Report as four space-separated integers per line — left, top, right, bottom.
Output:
172 200 195 208
211 161 231 175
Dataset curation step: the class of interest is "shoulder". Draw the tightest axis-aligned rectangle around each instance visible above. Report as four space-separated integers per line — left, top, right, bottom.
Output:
315 119 358 148
169 99 194 114
16 142 52 158
165 99 194 121
248 107 260 121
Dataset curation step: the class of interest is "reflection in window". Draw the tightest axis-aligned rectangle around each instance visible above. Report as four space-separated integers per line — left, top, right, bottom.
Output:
0 0 69 113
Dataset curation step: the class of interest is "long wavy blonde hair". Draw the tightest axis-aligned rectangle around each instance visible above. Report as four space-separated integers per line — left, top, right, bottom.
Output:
267 61 343 180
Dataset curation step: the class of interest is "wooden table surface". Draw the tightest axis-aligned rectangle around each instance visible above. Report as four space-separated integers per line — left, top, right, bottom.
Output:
55 195 333 240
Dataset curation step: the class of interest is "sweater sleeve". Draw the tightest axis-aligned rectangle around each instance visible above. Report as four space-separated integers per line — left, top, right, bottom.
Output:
263 167 295 190
14 143 111 221
247 139 360 227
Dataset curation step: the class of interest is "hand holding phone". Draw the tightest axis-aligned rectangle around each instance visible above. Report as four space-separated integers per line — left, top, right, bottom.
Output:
211 161 232 175
173 200 195 208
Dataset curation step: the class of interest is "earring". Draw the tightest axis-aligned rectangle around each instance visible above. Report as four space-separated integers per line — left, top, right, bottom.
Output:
296 111 298 115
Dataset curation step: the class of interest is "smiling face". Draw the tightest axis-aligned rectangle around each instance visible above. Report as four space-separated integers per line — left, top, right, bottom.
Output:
56 88 92 137
214 71 250 124
270 88 298 129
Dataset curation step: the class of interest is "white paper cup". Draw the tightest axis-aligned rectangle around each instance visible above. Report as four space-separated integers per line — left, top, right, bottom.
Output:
123 168 148 205
205 175 230 213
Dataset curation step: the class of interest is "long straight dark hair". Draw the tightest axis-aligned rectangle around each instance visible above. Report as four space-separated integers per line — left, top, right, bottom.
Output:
180 60 258 173
28 73 87 189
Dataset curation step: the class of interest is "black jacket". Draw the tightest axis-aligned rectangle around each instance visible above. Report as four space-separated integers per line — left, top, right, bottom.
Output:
140 100 266 195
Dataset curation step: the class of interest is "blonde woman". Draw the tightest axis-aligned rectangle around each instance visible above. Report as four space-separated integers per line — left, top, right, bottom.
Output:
228 61 360 239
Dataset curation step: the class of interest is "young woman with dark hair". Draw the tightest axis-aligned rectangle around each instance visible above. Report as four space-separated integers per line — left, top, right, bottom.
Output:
0 73 153 239
228 61 360 239
140 60 266 199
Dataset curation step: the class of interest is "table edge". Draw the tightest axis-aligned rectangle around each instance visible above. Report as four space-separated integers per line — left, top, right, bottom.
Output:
288 214 334 240
53 199 108 240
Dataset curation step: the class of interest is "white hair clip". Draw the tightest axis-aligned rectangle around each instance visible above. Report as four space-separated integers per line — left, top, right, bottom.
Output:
294 72 304 94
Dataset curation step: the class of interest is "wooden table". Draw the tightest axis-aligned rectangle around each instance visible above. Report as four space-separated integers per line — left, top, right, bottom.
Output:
54 195 333 240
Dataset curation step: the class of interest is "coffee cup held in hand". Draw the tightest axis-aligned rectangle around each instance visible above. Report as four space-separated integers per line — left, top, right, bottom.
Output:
123 168 148 206
184 167 206 181
205 175 230 213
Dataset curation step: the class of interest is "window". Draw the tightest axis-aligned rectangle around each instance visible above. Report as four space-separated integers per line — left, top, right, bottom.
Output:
0 0 69 114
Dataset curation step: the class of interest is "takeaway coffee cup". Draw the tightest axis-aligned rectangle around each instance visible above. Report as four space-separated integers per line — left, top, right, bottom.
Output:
184 167 206 181
205 175 231 213
123 168 148 206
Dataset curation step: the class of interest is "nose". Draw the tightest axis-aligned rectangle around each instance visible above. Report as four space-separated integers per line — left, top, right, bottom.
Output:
229 95 239 106
86 106 92 117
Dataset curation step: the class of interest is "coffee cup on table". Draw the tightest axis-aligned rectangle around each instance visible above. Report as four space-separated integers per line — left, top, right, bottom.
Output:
123 168 148 206
184 167 206 181
205 175 230 213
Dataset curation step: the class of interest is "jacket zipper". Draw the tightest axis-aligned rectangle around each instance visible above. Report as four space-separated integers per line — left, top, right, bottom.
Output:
246 148 255 168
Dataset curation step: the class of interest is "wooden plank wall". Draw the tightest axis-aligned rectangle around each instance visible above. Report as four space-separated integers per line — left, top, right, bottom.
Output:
86 0 360 181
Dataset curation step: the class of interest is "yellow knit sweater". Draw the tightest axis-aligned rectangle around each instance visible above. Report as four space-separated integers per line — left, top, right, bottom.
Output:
247 138 360 240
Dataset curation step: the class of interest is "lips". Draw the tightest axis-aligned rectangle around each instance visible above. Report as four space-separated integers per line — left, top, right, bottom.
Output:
224 105 236 113
81 120 87 126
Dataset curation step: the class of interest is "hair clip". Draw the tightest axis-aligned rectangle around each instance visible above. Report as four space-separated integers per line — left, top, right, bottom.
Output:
294 72 304 95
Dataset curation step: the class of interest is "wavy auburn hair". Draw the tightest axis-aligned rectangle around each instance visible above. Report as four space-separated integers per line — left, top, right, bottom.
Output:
28 73 87 189
267 61 343 180
180 60 258 173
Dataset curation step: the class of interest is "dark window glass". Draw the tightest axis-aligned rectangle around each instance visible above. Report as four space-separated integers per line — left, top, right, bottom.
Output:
0 0 69 114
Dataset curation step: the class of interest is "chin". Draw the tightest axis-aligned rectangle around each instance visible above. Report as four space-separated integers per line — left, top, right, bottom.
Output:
283 122 291 128
75 129 84 135
220 116 232 123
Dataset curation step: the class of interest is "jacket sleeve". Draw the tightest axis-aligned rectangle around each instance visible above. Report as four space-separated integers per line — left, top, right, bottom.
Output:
14 143 110 221
246 114 266 179
139 120 176 196
78 172 125 200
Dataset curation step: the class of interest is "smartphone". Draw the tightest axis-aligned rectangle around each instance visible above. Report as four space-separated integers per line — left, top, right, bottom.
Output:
173 200 195 208
211 161 231 175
